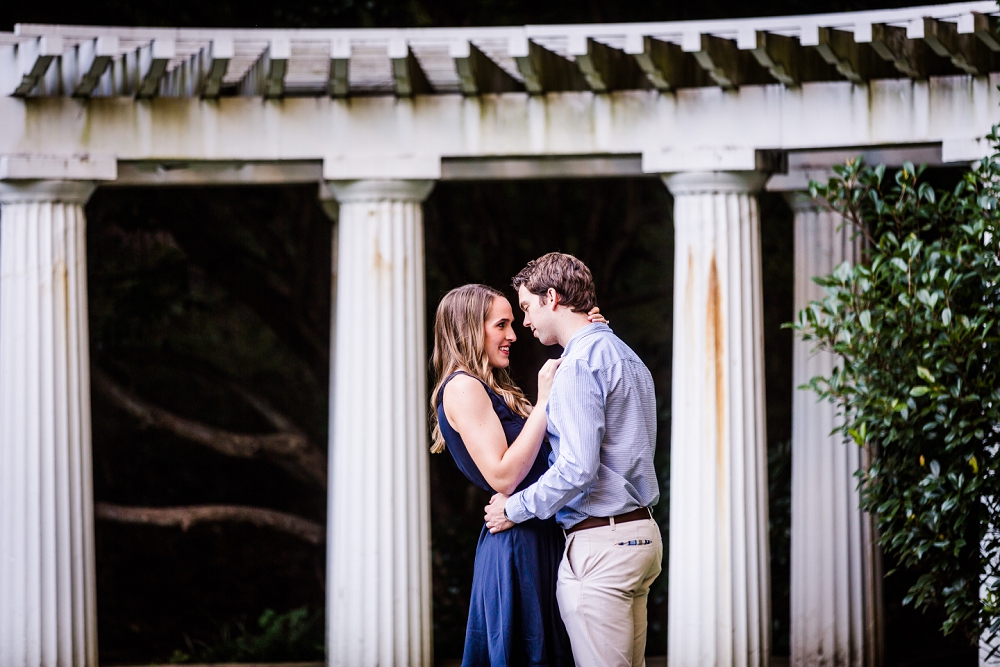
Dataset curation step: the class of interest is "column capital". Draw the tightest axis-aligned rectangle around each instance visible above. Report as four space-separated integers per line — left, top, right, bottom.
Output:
320 179 436 204
0 179 97 204
661 170 767 195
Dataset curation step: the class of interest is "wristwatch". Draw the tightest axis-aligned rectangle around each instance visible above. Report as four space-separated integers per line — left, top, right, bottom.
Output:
503 506 510 521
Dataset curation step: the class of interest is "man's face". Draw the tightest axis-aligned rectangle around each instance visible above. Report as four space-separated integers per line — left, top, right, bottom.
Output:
517 285 559 346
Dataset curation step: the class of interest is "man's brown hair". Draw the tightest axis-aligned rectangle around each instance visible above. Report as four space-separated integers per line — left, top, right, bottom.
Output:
512 252 597 313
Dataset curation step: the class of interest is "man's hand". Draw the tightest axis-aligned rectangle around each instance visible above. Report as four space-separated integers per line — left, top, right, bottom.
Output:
485 493 515 534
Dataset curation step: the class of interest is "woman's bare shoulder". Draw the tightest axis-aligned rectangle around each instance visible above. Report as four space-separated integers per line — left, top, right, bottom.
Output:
442 373 489 404
442 374 494 428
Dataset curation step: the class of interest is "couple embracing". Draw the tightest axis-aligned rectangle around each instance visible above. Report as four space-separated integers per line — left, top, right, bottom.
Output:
431 252 662 667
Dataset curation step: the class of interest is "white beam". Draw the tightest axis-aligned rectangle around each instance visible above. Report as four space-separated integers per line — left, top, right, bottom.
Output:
450 39 480 95
441 154 643 179
239 37 290 97
329 38 350 98
113 159 321 185
450 38 520 96
201 38 233 98
72 36 118 97
740 30 801 86
0 155 117 181
568 34 609 92
625 34 686 92
508 34 582 93
508 34 542 93
959 11 1000 51
807 27 868 83
389 38 430 97
135 38 175 98
909 16 988 74
684 32 746 89
108 155 651 185
860 23 926 78
1 78 997 176
9 36 63 96
264 37 290 98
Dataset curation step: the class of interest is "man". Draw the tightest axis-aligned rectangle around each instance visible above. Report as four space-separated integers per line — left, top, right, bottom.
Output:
484 252 661 667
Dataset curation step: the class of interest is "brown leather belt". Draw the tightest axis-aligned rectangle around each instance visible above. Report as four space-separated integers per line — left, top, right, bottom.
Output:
566 507 652 534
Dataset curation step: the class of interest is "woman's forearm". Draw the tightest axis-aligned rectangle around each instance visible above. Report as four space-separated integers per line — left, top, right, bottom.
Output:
491 402 548 494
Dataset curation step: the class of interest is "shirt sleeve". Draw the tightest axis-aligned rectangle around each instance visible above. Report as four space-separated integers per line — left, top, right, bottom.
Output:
505 359 605 523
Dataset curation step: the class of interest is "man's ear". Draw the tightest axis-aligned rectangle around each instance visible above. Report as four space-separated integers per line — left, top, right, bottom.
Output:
546 288 560 310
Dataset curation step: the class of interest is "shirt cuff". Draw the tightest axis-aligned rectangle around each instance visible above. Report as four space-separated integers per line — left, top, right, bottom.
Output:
504 492 533 524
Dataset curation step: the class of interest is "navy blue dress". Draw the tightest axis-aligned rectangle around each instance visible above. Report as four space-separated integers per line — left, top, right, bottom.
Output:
437 372 573 667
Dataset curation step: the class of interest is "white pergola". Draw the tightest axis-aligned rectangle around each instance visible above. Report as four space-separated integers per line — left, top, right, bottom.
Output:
1 2 998 666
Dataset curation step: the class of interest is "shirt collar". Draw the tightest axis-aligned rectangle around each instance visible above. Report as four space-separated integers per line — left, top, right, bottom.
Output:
560 322 609 358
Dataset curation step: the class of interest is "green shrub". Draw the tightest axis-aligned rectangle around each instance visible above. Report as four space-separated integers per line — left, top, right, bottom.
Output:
791 132 1000 643
169 606 324 663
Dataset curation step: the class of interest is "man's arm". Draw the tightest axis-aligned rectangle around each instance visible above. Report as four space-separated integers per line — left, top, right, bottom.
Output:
504 360 605 523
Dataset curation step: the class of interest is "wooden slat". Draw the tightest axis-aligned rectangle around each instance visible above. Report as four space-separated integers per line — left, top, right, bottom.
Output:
389 38 432 97
860 23 927 78
683 33 754 89
738 30 800 86
812 27 862 82
239 37 290 97
450 39 521 95
801 26 893 83
568 35 646 92
264 37 290 97
958 11 1000 52
135 38 175 98
910 16 991 74
624 35 693 92
201 38 233 98
13 36 62 96
508 35 586 94
72 36 117 97
329 38 350 97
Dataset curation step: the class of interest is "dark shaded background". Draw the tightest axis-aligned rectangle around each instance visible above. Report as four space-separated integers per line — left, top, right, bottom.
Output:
0 0 952 32
2 0 981 664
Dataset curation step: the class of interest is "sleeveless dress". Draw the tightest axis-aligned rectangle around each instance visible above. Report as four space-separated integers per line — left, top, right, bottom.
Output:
437 371 574 667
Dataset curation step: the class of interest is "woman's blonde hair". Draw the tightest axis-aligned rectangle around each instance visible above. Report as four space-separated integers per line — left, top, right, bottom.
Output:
429 284 532 454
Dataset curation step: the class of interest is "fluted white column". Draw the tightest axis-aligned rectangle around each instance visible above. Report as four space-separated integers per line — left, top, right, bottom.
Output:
788 194 882 667
0 180 98 667
663 171 771 667
322 179 435 667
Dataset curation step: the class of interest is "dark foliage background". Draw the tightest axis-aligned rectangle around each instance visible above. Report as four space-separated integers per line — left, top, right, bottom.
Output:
1 0 949 32
87 185 333 663
1 0 980 665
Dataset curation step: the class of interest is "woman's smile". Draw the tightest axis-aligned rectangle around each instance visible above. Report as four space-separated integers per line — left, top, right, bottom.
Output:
484 297 517 368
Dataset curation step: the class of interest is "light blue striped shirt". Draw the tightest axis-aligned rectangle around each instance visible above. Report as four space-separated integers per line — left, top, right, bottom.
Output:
505 322 659 529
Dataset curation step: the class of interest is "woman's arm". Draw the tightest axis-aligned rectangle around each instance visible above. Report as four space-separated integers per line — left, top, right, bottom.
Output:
443 360 560 495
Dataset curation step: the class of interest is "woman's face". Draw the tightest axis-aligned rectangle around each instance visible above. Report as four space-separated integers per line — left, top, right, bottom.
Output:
484 296 517 369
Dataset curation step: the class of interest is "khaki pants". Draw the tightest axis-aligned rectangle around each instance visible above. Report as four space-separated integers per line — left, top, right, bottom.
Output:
557 516 663 667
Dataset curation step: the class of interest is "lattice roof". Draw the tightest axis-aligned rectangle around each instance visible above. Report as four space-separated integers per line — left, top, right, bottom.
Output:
1 2 999 98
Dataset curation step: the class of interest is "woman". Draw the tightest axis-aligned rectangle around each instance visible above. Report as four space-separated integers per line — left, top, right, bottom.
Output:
430 283 604 667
